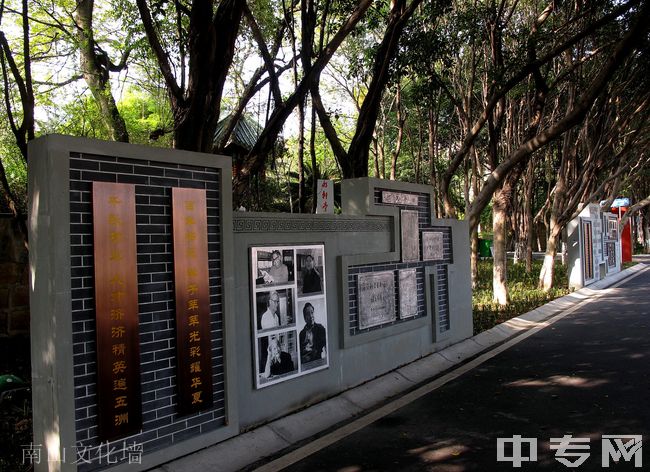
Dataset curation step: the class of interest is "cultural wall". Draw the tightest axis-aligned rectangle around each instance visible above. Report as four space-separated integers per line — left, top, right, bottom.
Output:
28 135 472 471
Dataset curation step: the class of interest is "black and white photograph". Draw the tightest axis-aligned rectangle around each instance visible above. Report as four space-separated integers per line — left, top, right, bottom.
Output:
253 247 294 287
255 288 294 331
251 244 329 389
257 331 299 386
296 298 328 372
296 247 325 297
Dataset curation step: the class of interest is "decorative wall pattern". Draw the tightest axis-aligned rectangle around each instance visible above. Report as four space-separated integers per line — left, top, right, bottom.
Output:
233 216 391 233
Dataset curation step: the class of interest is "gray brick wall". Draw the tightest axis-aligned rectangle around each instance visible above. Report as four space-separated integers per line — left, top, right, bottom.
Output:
373 188 431 226
436 265 450 332
69 152 225 470
348 262 426 336
347 190 453 336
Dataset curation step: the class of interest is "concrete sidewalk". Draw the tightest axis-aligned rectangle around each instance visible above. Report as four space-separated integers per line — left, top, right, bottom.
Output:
151 262 649 472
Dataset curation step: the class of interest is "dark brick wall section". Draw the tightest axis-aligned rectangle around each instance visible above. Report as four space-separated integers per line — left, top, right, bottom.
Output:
69 152 225 470
436 265 450 332
373 188 431 227
348 262 426 336
348 190 452 336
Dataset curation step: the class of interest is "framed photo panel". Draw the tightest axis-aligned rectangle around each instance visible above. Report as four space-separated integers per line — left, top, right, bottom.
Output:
250 244 329 388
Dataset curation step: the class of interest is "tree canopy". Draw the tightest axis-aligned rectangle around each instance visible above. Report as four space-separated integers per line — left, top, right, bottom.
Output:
0 0 648 298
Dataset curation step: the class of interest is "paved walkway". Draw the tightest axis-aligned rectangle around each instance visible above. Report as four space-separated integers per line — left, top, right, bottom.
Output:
153 262 649 472
269 264 650 471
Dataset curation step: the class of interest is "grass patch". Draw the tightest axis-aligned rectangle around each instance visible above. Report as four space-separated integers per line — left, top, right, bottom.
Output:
473 259 570 334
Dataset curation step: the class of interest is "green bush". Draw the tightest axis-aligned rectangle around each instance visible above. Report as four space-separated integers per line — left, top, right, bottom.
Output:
472 260 570 334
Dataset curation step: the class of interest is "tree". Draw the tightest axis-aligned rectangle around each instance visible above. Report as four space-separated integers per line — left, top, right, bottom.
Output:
0 0 34 244
136 0 245 151
75 0 131 142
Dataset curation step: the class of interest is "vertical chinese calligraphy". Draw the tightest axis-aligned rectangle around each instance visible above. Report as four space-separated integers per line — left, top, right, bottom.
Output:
316 179 334 214
92 182 142 441
172 188 214 415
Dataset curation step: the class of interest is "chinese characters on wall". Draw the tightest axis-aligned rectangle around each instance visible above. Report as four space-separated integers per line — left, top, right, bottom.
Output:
91 183 216 441
172 188 214 414
92 182 142 440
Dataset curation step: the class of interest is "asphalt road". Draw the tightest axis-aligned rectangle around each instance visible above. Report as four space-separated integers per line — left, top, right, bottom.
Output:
279 266 650 471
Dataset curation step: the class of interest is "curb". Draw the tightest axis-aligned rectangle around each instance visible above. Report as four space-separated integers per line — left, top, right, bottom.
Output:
152 262 649 472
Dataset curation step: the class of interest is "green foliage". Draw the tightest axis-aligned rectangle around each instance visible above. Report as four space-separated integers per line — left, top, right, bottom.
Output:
42 88 173 147
472 259 570 334
0 130 27 213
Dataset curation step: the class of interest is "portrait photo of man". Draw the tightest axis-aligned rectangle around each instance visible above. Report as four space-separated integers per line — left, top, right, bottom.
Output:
297 248 324 297
255 288 294 331
254 248 294 287
297 298 328 371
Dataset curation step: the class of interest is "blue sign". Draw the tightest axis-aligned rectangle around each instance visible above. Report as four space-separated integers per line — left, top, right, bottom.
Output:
600 197 630 208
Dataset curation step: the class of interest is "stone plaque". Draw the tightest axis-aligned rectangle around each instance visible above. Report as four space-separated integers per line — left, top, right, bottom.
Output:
422 231 444 261
401 210 420 262
172 188 214 414
92 182 142 441
382 190 418 206
399 269 418 319
357 271 395 329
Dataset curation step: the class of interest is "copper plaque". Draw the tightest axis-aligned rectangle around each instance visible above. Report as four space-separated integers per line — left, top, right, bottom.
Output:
172 188 214 415
92 182 142 441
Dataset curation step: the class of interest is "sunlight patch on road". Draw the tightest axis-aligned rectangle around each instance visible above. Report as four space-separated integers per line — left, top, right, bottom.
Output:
409 444 470 463
504 375 609 388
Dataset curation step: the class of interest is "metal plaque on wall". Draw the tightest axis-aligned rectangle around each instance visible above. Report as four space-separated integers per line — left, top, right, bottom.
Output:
357 271 396 329
172 188 214 414
92 182 142 441
422 231 444 261
401 210 420 262
398 269 418 319
381 191 419 206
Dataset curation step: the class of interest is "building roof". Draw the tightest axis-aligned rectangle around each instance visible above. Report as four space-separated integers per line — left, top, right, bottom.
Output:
214 113 263 152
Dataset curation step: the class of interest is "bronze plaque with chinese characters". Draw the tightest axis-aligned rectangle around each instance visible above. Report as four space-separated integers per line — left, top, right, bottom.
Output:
92 182 142 441
172 188 214 415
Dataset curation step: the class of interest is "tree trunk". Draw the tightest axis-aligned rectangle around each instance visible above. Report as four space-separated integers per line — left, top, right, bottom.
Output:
235 0 373 194
137 0 244 152
643 207 650 253
310 105 318 213
297 97 306 212
470 227 479 289
76 0 129 142
539 223 562 291
390 82 404 180
492 189 509 305
345 0 424 177
373 134 381 178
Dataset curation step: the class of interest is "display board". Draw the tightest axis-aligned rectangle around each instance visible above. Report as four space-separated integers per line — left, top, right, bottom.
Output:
251 244 329 388
357 271 396 329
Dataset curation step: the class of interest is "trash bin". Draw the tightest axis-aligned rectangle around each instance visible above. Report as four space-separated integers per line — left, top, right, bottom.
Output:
478 238 493 258
0 374 28 403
